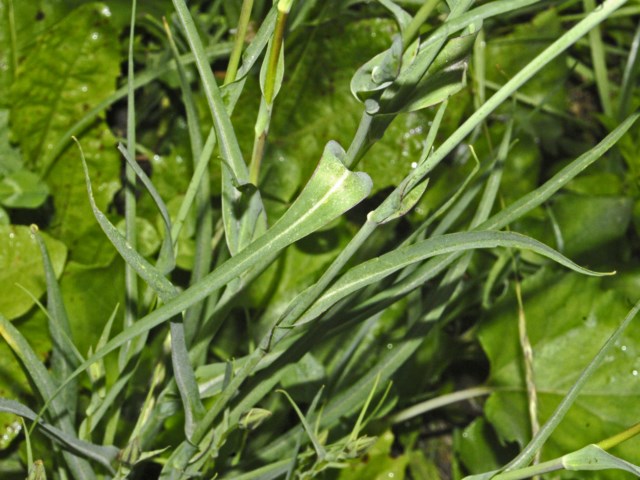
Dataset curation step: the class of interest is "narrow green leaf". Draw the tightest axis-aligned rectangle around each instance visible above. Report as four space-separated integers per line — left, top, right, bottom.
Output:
298 231 610 326
33 226 78 423
0 398 117 472
77 140 178 303
117 144 175 274
170 321 205 440
278 389 326 460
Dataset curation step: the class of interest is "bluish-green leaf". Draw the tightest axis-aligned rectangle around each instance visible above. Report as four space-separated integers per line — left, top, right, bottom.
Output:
563 445 640 475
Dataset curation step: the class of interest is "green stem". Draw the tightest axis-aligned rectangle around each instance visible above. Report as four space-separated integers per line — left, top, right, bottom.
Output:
264 7 288 104
402 0 440 47
7 0 17 76
597 421 640 451
391 386 493 424
249 3 290 184
120 0 139 369
345 111 374 168
224 0 254 85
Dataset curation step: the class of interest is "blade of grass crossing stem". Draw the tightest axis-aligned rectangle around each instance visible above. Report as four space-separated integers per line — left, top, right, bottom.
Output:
172 0 267 255
171 129 216 247
77 140 178 302
117 144 175 275
503 300 640 471
221 7 277 109
0 315 97 477
122 0 139 369
0 398 118 472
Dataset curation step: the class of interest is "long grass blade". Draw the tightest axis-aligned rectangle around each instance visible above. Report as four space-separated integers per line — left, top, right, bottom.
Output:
0 398 117 472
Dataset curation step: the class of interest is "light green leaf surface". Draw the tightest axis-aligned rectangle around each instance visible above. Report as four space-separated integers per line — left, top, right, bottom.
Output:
480 269 640 473
563 444 640 475
0 170 49 208
0 225 66 320
8 2 122 261
10 3 120 173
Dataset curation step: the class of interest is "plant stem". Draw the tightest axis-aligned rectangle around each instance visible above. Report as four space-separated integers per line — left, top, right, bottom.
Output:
402 0 440 47
120 0 139 369
224 0 254 85
597 421 640 450
249 1 290 185
390 386 493 423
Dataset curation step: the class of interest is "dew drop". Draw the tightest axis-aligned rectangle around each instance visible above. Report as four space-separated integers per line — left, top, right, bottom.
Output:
91 32 100 41
633 370 638 377
153 154 160 162
101 6 111 17
410 162 418 169
388 473 394 478
81 85 88 93
386 343 393 350
621 345 628 352
176 156 184 164
9 232 15 239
